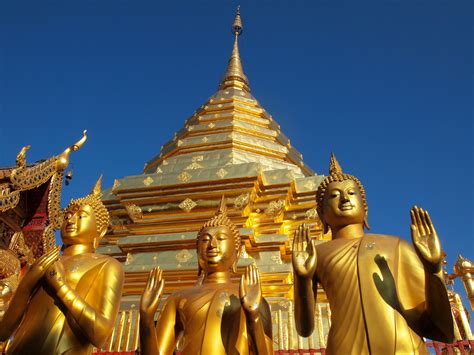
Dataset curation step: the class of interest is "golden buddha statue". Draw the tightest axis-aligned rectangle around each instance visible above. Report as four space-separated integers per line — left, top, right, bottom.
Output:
0 232 32 321
452 255 474 310
0 177 124 354
139 197 273 355
293 154 454 354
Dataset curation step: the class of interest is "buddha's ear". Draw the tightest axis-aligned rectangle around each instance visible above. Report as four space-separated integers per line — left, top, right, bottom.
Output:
98 225 108 239
321 214 329 234
364 212 371 230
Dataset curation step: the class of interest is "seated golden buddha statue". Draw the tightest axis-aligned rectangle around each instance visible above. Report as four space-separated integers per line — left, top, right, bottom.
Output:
293 154 454 354
0 177 124 354
139 197 273 355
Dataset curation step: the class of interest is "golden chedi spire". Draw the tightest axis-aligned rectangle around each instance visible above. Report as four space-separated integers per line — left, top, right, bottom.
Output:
219 6 250 92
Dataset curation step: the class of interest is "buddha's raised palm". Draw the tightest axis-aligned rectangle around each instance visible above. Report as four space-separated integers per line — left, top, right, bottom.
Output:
292 224 317 279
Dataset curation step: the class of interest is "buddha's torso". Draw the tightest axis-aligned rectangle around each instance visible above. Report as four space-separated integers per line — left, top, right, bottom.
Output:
7 253 111 355
170 282 249 355
315 235 428 355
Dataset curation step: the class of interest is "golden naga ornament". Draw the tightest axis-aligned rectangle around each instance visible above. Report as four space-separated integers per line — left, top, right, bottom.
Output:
0 177 124 354
139 196 273 355
292 153 454 354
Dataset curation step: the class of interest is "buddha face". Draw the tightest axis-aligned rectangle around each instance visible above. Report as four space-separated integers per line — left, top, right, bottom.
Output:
197 225 237 273
61 204 99 245
322 179 365 229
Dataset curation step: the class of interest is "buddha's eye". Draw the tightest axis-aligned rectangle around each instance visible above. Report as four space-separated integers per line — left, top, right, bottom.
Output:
201 236 210 242
217 235 227 241
65 213 72 220
348 190 356 195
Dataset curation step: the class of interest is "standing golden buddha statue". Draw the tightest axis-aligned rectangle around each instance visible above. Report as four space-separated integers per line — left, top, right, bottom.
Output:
139 197 273 355
0 177 124 354
293 154 454 354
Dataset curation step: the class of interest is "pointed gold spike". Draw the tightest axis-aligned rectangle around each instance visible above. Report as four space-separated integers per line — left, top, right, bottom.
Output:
92 175 103 196
329 153 343 175
217 195 227 215
219 7 250 92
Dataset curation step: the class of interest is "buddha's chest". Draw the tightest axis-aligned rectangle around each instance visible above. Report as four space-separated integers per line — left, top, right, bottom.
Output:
60 254 106 288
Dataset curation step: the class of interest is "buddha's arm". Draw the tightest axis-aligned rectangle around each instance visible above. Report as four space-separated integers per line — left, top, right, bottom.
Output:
0 280 33 340
245 298 273 354
53 260 124 347
294 274 317 337
153 297 178 355
398 241 454 342
0 248 59 340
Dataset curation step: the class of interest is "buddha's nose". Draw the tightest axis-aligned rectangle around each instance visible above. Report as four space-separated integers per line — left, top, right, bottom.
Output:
209 236 218 248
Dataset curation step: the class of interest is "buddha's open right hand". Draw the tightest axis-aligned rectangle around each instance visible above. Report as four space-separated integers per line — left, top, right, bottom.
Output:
292 224 317 279
22 247 60 293
140 267 164 320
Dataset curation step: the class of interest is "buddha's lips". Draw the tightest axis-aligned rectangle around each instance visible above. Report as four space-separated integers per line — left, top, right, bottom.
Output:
340 204 353 211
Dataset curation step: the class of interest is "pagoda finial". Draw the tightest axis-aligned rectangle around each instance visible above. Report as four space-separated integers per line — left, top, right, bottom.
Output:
219 6 250 92
232 6 243 36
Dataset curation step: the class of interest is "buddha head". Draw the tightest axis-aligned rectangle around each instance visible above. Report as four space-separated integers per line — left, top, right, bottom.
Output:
316 154 369 234
60 176 109 249
196 196 241 276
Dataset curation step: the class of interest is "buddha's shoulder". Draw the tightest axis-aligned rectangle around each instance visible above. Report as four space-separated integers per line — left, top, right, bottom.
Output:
79 253 124 272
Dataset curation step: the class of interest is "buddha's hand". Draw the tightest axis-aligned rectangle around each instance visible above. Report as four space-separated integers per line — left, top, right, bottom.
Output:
140 267 164 321
21 247 60 293
292 224 317 280
410 206 442 273
45 259 67 293
240 264 262 320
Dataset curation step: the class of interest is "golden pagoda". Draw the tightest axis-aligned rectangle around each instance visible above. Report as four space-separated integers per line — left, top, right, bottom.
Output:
98 9 330 352
97 10 473 353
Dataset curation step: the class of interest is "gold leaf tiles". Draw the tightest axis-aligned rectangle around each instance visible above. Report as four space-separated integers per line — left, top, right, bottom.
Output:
156 167 163 174
208 123 216 128
192 155 204 162
179 198 197 212
202 136 209 143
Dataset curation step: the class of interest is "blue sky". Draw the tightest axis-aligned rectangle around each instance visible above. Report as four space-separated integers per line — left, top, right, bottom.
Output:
1 1 472 307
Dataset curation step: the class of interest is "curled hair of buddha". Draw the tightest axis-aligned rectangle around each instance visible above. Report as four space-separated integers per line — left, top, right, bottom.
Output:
197 196 241 254
66 176 110 235
316 153 369 233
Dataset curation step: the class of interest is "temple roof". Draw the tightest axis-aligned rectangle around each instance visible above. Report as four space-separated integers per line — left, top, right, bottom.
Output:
143 10 314 178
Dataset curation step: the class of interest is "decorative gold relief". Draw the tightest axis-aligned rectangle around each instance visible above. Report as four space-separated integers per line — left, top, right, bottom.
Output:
177 140 184 147
175 249 193 263
303 180 316 190
185 162 203 170
216 168 228 179
177 171 192 183
201 136 209 143
143 176 154 187
192 155 204 162
265 199 285 216
305 207 318 220
208 123 216 128
179 198 197 213
125 203 143 222
156 167 163 174
234 192 250 210
111 179 121 194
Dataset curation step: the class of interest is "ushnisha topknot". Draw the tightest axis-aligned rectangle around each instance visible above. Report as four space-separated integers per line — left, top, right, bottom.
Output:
316 153 368 229
197 195 241 254
66 176 110 234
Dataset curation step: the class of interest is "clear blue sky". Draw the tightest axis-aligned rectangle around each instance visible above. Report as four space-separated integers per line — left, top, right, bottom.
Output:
1 1 472 304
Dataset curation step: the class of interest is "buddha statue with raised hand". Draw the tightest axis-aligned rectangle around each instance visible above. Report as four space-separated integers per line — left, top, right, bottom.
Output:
293 154 454 354
0 177 124 354
140 196 273 355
